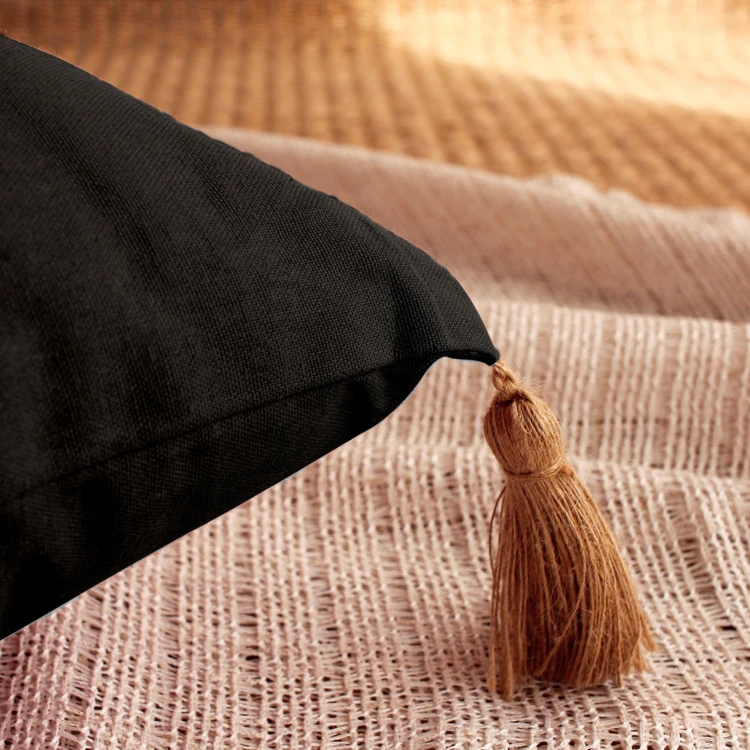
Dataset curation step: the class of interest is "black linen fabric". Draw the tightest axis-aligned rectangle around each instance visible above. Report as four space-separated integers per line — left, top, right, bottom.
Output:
0 37 498 638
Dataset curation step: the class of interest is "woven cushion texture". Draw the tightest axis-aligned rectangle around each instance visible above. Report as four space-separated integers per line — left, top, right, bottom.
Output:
0 37 496 638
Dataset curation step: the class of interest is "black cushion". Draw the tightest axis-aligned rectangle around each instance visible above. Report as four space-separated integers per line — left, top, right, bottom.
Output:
0 37 498 638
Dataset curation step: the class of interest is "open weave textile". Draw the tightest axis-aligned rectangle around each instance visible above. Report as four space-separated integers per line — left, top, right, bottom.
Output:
1 129 749 748
3 0 750 212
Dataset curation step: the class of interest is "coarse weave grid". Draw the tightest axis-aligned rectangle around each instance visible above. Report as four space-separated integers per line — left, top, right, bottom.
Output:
1 128 749 748
3 0 750 211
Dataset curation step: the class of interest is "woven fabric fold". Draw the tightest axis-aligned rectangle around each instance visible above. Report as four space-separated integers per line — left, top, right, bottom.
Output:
2 130 748 748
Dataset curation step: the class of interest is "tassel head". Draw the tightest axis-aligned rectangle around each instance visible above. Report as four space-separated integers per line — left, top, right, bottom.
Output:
484 361 654 699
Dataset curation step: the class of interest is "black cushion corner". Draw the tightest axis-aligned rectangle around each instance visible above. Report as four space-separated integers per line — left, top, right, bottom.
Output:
0 37 498 638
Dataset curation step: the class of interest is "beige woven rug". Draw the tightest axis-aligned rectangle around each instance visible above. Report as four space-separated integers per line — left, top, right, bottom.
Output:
1 128 749 748
4 0 750 212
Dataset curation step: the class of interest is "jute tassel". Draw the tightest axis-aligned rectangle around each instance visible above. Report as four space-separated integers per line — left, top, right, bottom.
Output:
483 360 654 699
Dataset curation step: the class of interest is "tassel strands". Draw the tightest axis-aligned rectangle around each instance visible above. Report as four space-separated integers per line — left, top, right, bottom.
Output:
483 360 655 700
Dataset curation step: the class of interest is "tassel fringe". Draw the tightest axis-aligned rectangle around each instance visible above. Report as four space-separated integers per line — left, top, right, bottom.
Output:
484 360 655 699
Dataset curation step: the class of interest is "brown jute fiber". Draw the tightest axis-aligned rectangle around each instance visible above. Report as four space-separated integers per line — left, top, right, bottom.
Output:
1 128 749 748
484 362 654 699
3 0 750 211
